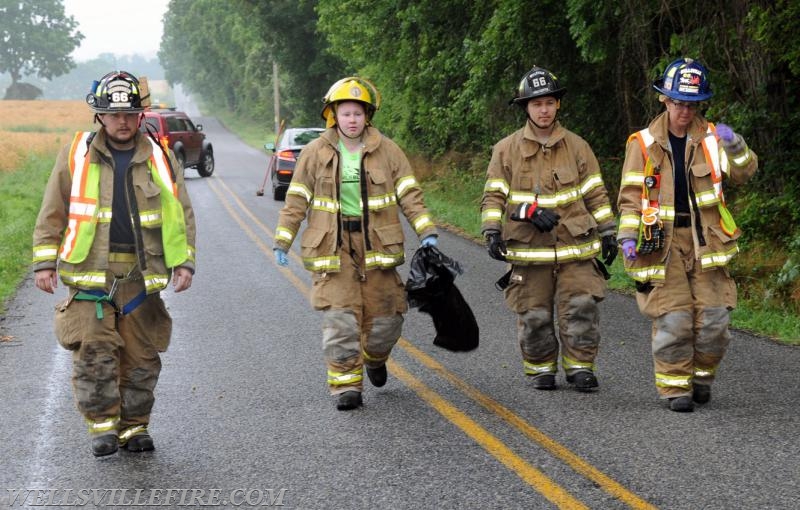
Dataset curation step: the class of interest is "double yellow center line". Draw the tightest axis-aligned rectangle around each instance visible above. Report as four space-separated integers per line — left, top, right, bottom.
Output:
207 177 656 509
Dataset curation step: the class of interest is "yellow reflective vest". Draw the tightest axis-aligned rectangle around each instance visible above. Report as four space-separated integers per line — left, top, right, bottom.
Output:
33 130 196 293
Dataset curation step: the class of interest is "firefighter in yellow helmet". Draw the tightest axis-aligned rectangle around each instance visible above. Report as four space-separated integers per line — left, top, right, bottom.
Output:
616 58 758 412
32 70 197 455
480 66 617 392
273 77 437 410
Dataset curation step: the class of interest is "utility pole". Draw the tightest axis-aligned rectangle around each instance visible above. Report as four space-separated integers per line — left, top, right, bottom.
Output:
273 61 280 134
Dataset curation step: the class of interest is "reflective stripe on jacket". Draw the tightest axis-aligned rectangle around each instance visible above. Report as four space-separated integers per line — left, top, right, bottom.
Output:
616 112 758 284
33 130 197 293
480 121 615 265
273 126 436 273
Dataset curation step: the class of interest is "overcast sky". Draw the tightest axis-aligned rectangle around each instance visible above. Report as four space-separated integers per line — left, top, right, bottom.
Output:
62 0 170 62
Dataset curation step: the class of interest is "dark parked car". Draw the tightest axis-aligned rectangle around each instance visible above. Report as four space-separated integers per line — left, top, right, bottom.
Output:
264 127 324 200
141 107 214 177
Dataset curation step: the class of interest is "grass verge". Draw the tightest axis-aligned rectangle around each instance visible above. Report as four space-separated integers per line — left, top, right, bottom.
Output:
0 154 53 314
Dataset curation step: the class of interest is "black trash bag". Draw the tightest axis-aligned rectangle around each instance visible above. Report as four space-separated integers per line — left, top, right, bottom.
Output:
405 245 479 352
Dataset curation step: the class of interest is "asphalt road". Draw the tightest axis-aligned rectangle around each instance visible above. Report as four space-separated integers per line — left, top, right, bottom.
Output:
1 109 798 510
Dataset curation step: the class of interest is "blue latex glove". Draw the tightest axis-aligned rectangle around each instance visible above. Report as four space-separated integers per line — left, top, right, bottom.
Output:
420 235 438 247
274 248 289 266
716 123 735 143
621 239 637 261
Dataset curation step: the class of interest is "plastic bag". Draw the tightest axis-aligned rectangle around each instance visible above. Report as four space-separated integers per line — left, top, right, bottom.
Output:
405 246 479 352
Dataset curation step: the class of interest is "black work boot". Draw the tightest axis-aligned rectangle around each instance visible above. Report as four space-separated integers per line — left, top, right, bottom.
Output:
336 391 363 411
531 374 556 390
669 396 695 412
366 364 388 387
122 433 155 452
692 384 711 404
91 433 119 457
567 371 599 392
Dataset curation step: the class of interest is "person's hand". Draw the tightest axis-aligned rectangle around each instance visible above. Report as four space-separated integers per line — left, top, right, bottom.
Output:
716 123 735 144
531 208 560 233
485 231 507 261
34 269 58 294
420 235 438 247
601 234 618 265
274 248 289 266
621 239 637 261
172 267 193 292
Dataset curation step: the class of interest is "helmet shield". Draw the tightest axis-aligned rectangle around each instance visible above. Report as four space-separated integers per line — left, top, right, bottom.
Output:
321 77 381 128
511 66 566 105
652 58 712 102
86 71 145 113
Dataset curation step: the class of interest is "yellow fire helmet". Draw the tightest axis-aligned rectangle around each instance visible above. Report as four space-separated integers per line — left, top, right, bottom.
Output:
320 76 381 128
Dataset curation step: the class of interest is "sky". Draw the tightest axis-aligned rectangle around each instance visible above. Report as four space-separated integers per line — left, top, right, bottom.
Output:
62 0 170 62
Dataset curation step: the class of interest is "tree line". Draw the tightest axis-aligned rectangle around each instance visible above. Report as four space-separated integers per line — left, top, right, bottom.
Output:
160 0 800 310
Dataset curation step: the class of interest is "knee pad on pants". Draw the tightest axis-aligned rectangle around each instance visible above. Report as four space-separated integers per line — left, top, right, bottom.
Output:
562 294 600 348
652 311 694 363
366 314 403 360
322 310 360 362
519 308 556 358
695 307 731 356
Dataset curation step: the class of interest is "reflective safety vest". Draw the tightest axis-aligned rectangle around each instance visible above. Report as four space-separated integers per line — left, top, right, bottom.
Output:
61 131 189 268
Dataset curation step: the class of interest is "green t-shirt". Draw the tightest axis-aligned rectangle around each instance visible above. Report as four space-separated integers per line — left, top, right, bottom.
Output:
339 140 362 217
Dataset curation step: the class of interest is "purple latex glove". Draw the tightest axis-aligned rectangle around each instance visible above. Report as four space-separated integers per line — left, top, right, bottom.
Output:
621 239 637 261
716 123 735 143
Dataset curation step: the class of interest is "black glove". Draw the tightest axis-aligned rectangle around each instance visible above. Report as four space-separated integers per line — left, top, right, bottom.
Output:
510 203 560 233
531 208 560 232
601 234 618 266
485 231 507 261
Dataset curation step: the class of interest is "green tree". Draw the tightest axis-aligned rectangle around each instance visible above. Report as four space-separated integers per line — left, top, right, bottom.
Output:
0 0 83 86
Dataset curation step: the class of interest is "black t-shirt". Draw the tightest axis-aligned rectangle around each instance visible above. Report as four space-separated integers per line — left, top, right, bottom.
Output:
669 132 689 214
108 145 136 244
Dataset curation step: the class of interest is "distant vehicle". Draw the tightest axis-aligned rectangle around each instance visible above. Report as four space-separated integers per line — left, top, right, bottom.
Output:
141 107 214 177
264 127 324 200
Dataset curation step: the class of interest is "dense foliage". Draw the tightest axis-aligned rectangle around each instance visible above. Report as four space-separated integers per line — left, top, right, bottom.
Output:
159 0 800 311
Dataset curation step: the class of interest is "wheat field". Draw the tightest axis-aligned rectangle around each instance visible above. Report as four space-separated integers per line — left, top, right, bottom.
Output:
0 100 95 172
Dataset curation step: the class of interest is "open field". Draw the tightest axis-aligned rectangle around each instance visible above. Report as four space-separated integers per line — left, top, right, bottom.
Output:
0 100 93 172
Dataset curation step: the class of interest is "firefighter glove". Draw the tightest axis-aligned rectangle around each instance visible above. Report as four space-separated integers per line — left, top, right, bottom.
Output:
601 234 618 266
420 235 438 247
716 123 735 143
621 239 637 261
485 230 507 261
274 248 289 266
531 207 560 232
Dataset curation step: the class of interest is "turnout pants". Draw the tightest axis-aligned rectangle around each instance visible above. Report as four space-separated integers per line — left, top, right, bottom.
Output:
54 255 172 438
504 259 606 378
310 230 407 395
635 227 737 398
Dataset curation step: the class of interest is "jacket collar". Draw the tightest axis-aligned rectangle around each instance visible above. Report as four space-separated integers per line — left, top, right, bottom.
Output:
648 111 709 149
91 129 154 163
521 120 566 158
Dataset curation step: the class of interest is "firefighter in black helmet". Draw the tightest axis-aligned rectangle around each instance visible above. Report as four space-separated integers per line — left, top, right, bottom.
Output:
480 66 617 392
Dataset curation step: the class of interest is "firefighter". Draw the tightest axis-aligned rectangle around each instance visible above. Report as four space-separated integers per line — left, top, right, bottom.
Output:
273 77 437 411
480 66 617 392
32 71 197 455
617 58 758 412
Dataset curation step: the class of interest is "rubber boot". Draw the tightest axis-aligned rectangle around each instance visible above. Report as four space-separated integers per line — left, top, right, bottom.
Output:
91 433 119 457
366 365 388 387
122 432 155 452
336 391 363 411
693 384 711 404
531 374 556 390
567 371 599 392
669 396 694 412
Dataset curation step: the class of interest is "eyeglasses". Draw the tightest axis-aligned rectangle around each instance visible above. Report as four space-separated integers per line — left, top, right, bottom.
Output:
668 99 699 110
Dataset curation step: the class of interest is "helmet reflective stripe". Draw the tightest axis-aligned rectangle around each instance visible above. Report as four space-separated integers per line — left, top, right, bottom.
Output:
523 360 557 375
321 76 381 128
512 66 566 105
653 58 712 102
